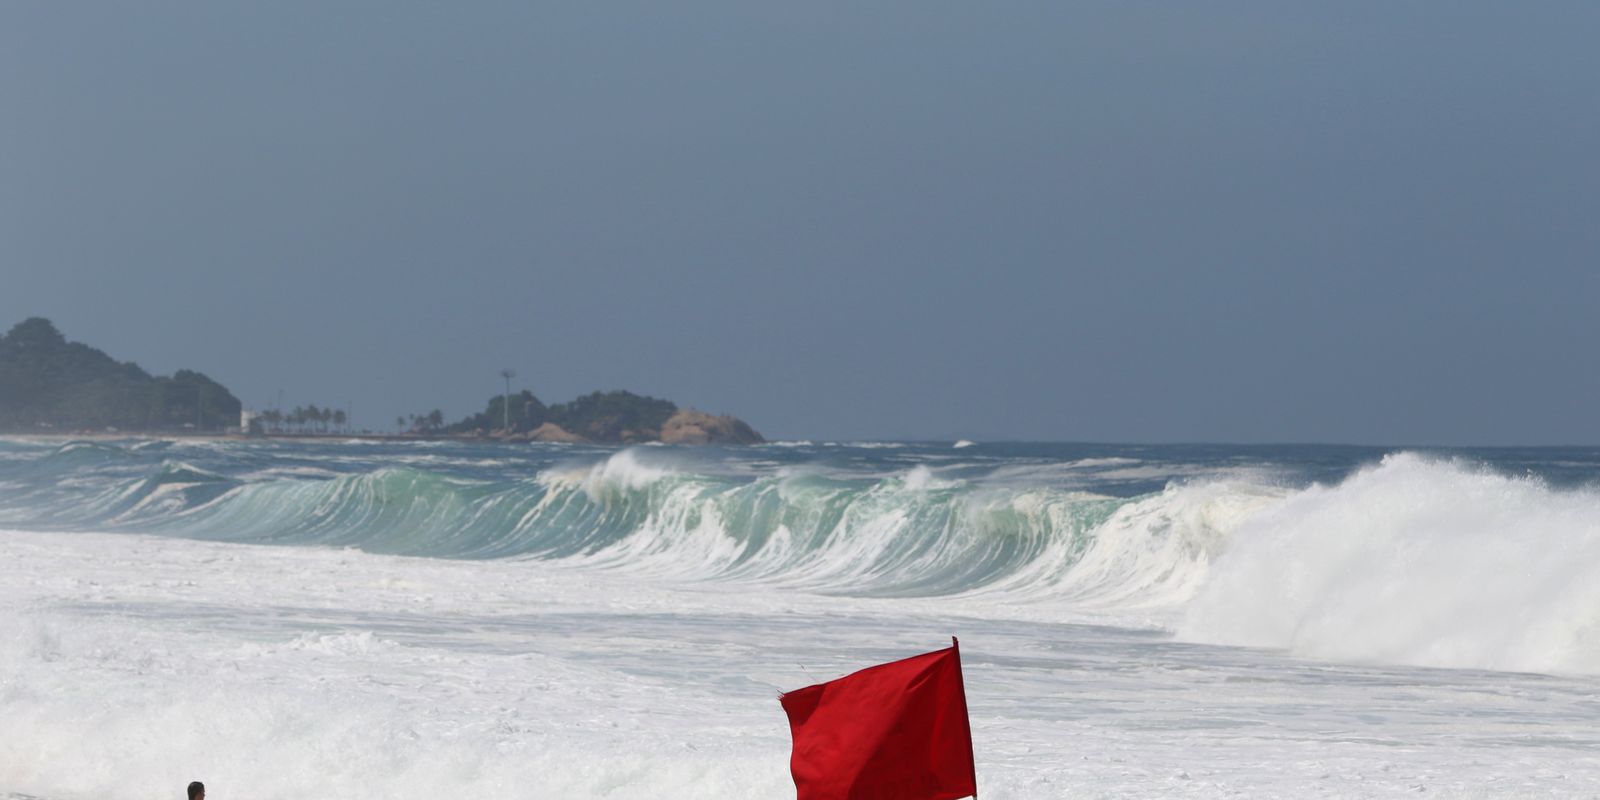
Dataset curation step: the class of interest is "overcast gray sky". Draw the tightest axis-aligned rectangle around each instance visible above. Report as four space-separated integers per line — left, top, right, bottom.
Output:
4 2 1598 443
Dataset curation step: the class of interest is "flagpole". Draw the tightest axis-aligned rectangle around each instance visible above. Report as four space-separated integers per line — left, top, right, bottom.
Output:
953 635 975 798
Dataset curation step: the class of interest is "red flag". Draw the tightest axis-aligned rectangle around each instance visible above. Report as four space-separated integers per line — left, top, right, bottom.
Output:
780 638 977 800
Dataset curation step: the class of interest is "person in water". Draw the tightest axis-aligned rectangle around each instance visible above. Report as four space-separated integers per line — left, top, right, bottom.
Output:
187 781 204 800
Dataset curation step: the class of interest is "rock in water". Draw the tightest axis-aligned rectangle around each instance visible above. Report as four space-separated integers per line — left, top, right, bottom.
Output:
658 409 764 445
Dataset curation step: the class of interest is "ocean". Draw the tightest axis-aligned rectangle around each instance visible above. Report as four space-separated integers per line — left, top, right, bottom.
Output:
4 438 1600 798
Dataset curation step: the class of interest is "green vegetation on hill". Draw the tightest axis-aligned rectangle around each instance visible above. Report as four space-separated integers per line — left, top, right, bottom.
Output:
549 390 678 442
450 389 678 443
452 390 548 434
0 318 241 432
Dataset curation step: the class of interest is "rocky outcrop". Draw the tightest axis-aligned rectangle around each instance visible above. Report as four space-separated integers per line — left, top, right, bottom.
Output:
658 409 764 445
525 422 587 443
450 389 763 446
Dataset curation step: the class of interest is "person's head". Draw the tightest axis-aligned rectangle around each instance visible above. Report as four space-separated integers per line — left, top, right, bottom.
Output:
187 781 204 800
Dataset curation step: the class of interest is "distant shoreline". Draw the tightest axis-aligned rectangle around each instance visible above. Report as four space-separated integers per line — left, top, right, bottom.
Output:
3 319 763 447
1 431 510 444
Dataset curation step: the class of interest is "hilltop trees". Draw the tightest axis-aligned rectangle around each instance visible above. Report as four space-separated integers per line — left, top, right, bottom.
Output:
546 390 677 442
446 389 683 443
449 390 548 434
0 318 241 431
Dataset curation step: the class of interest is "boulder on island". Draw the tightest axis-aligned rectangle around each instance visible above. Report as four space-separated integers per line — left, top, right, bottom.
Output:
658 409 764 445
526 422 588 443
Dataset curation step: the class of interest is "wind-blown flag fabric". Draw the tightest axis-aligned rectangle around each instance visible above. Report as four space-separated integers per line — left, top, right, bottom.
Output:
780 639 976 800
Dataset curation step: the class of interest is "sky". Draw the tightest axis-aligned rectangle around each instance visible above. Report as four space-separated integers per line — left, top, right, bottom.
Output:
4 2 1599 444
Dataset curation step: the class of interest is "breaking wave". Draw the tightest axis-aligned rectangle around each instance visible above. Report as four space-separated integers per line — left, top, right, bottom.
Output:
10 441 1600 672
1178 452 1600 673
0 444 1281 606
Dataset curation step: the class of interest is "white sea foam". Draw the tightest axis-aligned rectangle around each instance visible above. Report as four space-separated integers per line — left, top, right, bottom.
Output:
7 525 1600 799
534 448 677 500
1179 452 1600 673
969 479 1285 617
238 466 344 481
1065 456 1141 469
899 464 956 491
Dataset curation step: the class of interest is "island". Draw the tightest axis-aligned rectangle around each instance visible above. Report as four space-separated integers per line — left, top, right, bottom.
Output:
0 317 763 445
447 389 763 445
